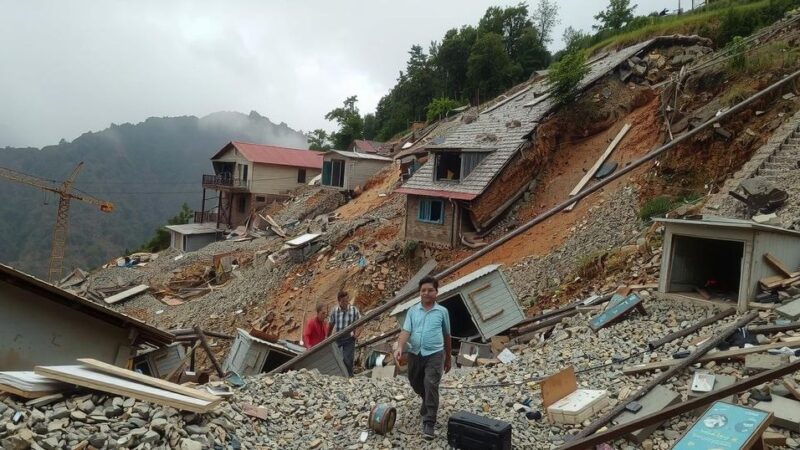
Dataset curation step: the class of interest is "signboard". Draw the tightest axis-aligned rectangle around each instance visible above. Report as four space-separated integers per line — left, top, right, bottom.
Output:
672 401 771 450
589 293 643 331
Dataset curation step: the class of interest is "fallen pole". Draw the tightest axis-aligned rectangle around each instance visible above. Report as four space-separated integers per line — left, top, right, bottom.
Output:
558 357 800 449
357 328 402 349
169 328 235 340
647 308 735 350
573 311 758 440
194 326 225 378
270 68 800 375
512 310 579 336
511 293 611 330
748 321 800 335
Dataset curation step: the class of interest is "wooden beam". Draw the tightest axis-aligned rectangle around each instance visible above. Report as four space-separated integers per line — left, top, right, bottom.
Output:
574 311 758 440
557 358 800 450
748 322 800 335
194 326 224 378
565 124 631 211
511 309 578 336
103 284 149 304
623 340 793 375
764 253 798 278
647 308 735 350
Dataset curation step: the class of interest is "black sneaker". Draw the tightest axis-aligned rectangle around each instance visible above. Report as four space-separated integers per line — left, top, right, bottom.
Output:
422 423 435 440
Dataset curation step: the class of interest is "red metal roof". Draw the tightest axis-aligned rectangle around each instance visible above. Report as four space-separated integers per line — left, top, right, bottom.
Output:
394 187 477 201
352 139 385 154
211 141 323 169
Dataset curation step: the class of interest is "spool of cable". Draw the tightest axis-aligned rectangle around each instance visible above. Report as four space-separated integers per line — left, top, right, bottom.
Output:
368 403 397 435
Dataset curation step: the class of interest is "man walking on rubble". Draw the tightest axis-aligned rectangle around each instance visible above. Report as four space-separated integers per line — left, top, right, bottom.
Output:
303 303 328 349
327 291 361 376
393 276 452 440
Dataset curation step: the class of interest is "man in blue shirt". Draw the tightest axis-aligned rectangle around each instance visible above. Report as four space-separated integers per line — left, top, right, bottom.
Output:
394 276 452 440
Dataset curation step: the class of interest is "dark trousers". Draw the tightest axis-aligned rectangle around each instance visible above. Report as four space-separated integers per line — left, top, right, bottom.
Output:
337 337 355 377
407 351 443 425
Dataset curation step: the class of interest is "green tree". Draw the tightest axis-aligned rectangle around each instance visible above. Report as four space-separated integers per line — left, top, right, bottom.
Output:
325 95 364 149
363 113 378 140
432 26 477 100
426 97 461 122
562 26 591 52
548 50 589 105
515 27 551 79
138 203 193 253
478 3 533 61
467 32 514 101
594 0 637 31
306 129 331 151
532 0 559 45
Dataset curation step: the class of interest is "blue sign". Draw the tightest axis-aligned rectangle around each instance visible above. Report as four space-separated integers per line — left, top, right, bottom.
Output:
673 402 770 450
589 293 641 331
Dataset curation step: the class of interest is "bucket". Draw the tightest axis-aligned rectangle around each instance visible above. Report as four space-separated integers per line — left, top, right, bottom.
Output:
368 403 397 435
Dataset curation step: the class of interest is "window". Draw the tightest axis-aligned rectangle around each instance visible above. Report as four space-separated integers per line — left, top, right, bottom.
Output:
255 196 266 203
297 169 307 183
418 198 444 224
462 152 487 178
435 152 461 181
241 164 248 182
237 196 247 214
322 159 345 187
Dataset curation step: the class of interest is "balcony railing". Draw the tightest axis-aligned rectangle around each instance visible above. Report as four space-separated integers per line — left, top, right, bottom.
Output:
193 211 219 224
202 174 250 190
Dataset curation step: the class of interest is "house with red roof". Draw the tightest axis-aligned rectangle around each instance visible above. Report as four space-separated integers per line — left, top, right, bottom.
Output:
197 141 322 228
349 139 390 156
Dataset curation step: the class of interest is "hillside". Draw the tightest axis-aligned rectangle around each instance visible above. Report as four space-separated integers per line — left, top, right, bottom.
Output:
0 111 307 277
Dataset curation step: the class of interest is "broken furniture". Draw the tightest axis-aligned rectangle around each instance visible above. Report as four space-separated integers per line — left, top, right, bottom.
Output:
389 264 524 342
656 216 800 311
542 366 610 425
457 341 494 368
672 402 772 449
132 344 186 379
728 176 788 215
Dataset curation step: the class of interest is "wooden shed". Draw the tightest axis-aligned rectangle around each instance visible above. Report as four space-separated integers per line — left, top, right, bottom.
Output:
656 217 800 311
224 329 347 377
389 264 524 342
321 150 392 191
165 223 222 253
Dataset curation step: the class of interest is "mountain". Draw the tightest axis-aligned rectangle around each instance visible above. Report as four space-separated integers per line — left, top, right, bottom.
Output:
0 111 308 277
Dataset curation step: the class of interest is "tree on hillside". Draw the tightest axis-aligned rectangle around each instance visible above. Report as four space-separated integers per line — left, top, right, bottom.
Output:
363 114 378 140
562 26 592 52
549 50 589 105
594 0 637 31
137 203 193 253
307 129 331 151
467 32 515 101
478 3 533 62
426 97 461 122
532 0 560 45
515 27 551 78
325 96 364 149
432 26 478 100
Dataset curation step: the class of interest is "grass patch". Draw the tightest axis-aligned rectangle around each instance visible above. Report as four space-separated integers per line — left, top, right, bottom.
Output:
639 193 704 221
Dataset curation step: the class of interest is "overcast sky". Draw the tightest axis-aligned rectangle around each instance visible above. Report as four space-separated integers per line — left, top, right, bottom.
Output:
0 0 677 148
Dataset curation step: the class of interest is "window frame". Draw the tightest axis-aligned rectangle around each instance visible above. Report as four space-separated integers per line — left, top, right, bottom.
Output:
417 197 445 224
297 168 307 184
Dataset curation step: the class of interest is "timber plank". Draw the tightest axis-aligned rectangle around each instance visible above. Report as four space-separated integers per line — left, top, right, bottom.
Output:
623 341 796 375
565 123 631 211
764 253 798 278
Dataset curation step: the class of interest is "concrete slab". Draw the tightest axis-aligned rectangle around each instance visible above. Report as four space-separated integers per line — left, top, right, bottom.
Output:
745 353 789 374
755 395 800 432
612 385 681 443
777 298 800 320
687 374 736 416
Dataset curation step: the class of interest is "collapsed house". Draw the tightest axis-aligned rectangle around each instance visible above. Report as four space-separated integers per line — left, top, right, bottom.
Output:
656 216 800 310
320 150 392 191
165 223 223 253
389 264 524 342
197 141 323 229
0 263 174 370
394 38 674 248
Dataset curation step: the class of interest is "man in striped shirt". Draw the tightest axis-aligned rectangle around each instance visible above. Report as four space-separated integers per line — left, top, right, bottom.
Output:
327 291 361 376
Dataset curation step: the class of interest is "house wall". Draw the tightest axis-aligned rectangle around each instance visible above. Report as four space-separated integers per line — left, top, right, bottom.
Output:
185 233 220 252
0 281 131 370
212 147 251 181
461 270 525 340
347 159 390 190
250 163 320 195
169 231 183 252
405 195 457 248
753 231 800 298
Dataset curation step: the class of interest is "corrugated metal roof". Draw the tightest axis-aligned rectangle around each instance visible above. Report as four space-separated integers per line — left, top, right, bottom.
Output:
211 141 323 169
399 39 657 197
323 150 392 161
656 216 800 237
0 263 174 346
389 264 502 316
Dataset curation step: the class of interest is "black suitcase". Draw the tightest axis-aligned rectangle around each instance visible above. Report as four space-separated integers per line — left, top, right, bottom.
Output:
447 410 512 450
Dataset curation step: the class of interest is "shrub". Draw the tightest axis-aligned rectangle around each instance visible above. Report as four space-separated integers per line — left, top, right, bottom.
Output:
426 97 461 123
548 50 589 105
639 196 674 221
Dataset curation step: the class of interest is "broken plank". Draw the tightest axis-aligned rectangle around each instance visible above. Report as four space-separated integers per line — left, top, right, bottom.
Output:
764 253 799 278
103 284 149 304
541 366 578 409
783 379 800 401
565 123 631 211
34 365 216 413
76 358 221 403
761 274 790 290
623 341 796 375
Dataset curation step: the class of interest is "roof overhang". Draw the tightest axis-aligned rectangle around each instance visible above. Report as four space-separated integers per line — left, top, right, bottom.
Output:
426 146 497 153
394 187 477 201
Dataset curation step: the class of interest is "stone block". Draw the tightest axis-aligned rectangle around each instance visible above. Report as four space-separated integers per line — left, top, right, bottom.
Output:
755 395 800 432
612 385 681 443
745 353 789 374
777 299 800 320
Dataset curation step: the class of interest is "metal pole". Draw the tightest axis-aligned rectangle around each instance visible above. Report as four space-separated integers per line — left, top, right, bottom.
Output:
270 69 800 375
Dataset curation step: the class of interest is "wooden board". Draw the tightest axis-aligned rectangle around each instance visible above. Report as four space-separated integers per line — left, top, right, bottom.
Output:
541 366 578 409
565 123 631 211
623 341 795 375
77 358 220 403
764 253 799 278
589 293 642 331
783 379 800 401
104 284 149 304
673 401 771 450
34 365 216 413
0 383 58 399
760 275 788 290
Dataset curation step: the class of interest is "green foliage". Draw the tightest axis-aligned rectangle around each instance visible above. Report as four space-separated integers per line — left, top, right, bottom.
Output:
363 114 378 140
325 96 364 150
594 0 637 31
467 32 515 100
638 196 673 221
426 97 461 122
548 50 589 105
137 203 193 253
306 129 331 151
532 0 560 45
562 26 592 52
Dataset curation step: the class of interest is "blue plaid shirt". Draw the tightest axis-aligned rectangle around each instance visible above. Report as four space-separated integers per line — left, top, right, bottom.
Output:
329 304 361 340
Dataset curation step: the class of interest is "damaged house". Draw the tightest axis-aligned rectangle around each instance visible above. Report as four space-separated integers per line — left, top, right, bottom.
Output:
395 39 670 248
197 141 323 229
0 264 174 370
320 150 392 191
